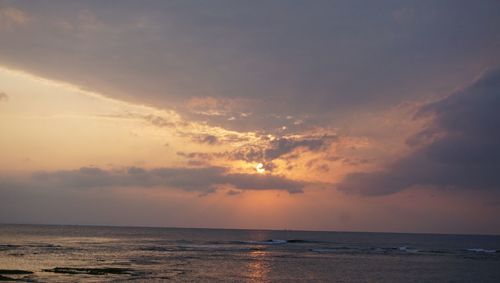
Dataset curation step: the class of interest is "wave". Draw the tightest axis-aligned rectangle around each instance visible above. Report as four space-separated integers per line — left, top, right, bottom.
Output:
309 245 500 257
235 239 320 245
286 239 320 244
140 243 259 253
466 248 497 254
311 248 338 253
240 239 287 245
311 246 426 254
398 246 419 253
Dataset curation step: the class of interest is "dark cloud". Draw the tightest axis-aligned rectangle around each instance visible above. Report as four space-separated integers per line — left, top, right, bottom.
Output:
305 158 331 172
338 68 500 196
0 92 8 101
190 134 219 145
223 173 303 193
226 145 264 162
177 134 337 164
174 130 251 147
226 190 241 196
2 165 306 194
176 151 215 161
264 135 336 160
1 1 500 131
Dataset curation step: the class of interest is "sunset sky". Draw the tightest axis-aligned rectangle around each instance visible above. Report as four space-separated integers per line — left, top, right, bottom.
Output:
1 0 500 234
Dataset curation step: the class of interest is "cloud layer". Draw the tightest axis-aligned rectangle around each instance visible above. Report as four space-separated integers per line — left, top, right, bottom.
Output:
1 1 500 131
1 166 306 194
338 68 500 195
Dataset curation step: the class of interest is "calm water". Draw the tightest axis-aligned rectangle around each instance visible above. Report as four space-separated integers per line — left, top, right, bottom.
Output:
0 224 499 282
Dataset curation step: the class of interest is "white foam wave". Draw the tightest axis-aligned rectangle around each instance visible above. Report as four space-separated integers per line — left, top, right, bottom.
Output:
466 248 496 253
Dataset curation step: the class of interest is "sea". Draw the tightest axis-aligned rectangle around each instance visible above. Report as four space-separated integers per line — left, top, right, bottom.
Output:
0 224 499 282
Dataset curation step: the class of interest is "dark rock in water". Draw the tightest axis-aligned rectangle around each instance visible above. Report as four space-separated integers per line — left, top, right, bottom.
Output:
0 245 19 251
0 269 33 275
0 270 33 282
427 250 448 254
43 267 134 275
0 275 16 281
287 239 310 243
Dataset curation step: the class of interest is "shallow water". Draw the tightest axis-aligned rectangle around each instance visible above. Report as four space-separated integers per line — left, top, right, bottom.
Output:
0 224 499 282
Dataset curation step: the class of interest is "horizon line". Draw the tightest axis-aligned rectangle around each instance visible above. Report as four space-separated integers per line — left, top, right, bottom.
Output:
1 222 499 237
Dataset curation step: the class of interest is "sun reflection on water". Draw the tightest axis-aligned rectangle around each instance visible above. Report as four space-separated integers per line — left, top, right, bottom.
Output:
246 249 270 282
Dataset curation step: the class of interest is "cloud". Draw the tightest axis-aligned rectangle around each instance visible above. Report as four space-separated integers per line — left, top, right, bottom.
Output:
177 133 337 164
177 151 215 161
191 134 219 145
0 7 30 31
101 111 179 128
264 135 337 160
101 110 256 148
1 1 499 132
337 67 500 196
226 190 241 196
0 92 7 101
142 114 177 128
227 134 337 162
2 165 306 194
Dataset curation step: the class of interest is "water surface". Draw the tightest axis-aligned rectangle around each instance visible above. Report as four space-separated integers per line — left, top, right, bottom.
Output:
0 224 499 282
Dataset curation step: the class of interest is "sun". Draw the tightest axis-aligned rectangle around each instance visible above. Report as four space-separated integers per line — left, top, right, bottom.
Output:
256 163 265 174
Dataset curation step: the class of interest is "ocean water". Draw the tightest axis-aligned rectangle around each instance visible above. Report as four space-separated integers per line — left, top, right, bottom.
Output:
0 224 499 282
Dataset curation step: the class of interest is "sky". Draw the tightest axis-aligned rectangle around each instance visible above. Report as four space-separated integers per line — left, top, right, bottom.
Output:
1 0 500 234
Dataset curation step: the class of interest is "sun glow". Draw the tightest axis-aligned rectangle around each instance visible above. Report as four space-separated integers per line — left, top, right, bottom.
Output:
256 163 265 174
